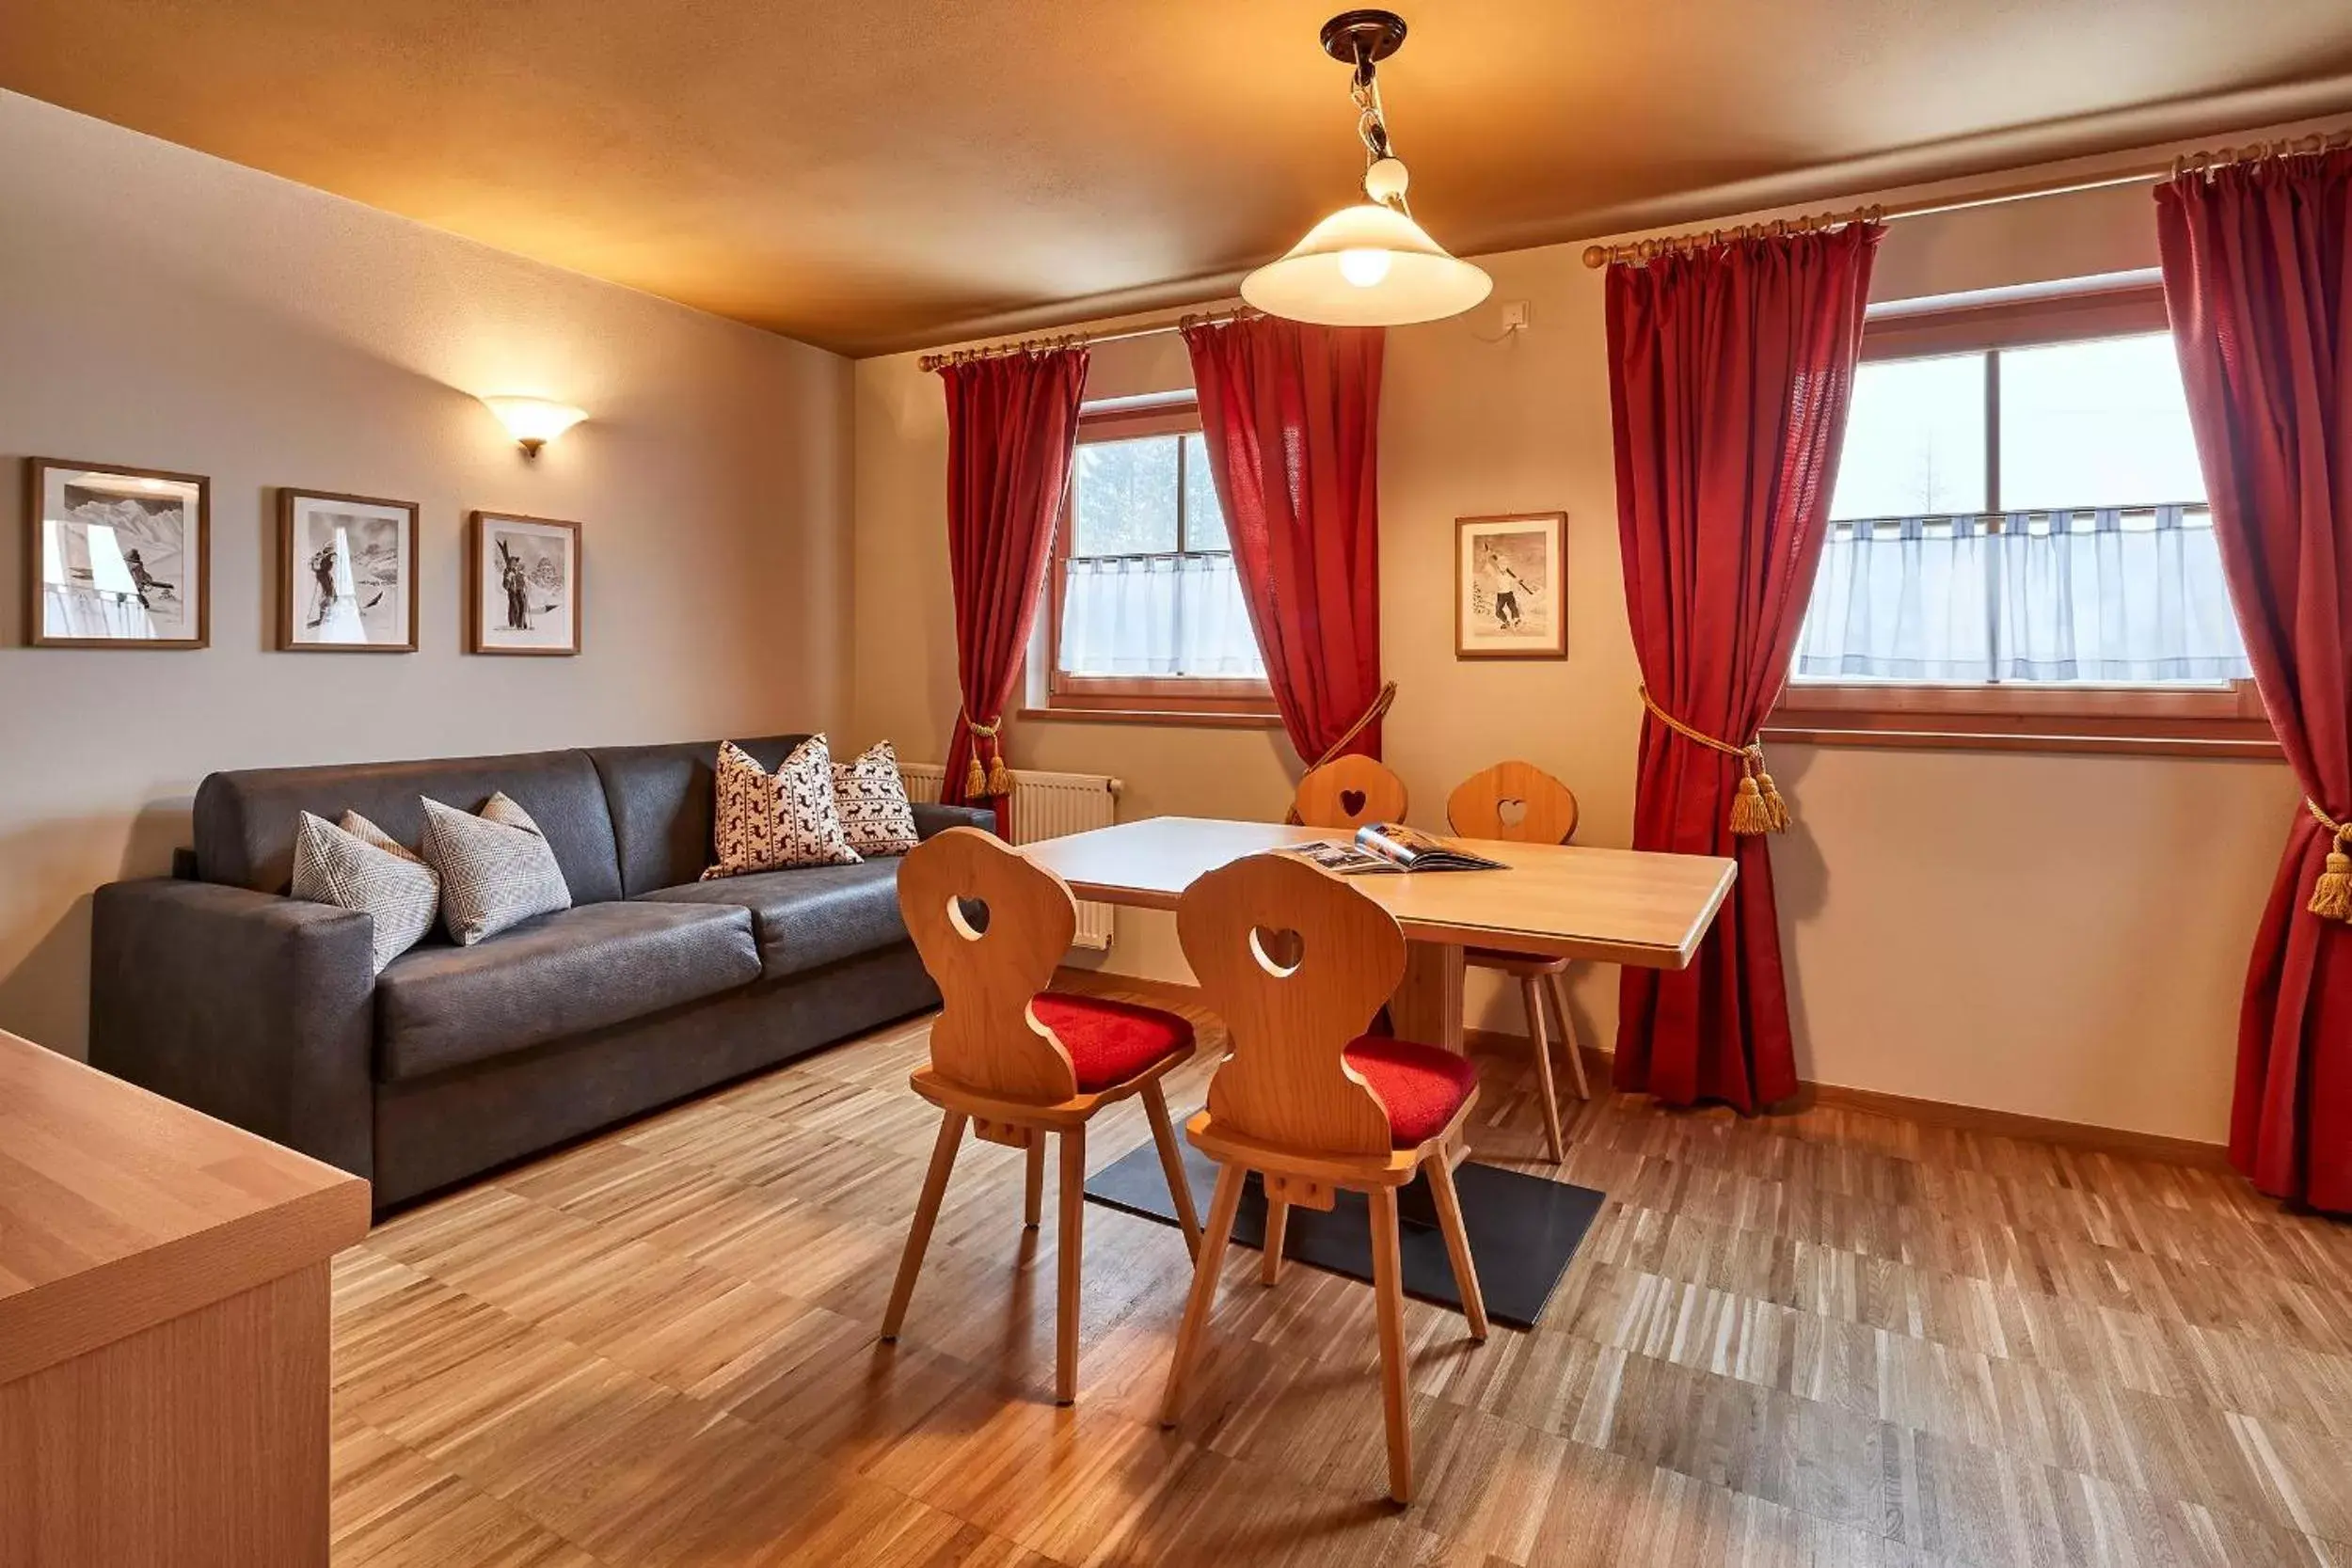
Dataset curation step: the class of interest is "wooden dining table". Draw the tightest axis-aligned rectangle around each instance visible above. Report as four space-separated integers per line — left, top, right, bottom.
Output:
1020 816 1738 1052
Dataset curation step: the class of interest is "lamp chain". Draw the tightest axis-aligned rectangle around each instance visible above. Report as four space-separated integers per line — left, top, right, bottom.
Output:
1351 71 1409 214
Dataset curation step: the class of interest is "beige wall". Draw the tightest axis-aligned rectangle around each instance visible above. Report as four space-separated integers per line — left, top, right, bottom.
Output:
3 83 2284 1137
0 91 854 1057
851 146 2303 1147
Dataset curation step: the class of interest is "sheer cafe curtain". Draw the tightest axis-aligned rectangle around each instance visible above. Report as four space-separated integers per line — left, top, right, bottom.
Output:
1793 505 2252 683
1057 554 1267 678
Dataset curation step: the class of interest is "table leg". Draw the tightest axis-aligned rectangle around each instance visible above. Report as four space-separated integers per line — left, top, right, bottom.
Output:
1391 940 1464 1052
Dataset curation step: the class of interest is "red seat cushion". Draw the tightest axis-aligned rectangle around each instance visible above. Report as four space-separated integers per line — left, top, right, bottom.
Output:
1343 1035 1479 1146
1031 993 1195 1092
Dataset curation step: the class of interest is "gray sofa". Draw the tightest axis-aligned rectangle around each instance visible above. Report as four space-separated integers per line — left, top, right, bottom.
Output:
89 735 992 1214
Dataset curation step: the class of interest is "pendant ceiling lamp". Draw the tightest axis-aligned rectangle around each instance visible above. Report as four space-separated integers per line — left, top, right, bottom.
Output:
1242 9 1492 327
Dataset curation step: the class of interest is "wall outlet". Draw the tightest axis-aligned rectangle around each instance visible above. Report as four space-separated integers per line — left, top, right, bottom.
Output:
1501 300 1531 330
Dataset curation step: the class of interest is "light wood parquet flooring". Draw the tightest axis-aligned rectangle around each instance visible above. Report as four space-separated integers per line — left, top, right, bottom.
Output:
330 993 2352 1567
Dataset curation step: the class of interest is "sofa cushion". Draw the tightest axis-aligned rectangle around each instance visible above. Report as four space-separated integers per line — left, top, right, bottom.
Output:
420 792 573 945
290 810 441 973
832 739 920 858
375 901 759 1083
706 736 859 879
195 748 625 904
640 860 907 980
587 736 810 897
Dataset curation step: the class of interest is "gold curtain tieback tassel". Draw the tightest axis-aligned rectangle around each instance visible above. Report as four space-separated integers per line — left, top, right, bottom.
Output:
1743 746 1791 834
2308 800 2352 924
961 711 1005 800
1638 686 1788 836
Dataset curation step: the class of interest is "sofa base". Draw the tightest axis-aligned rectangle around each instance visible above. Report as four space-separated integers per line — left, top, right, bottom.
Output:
371 942 939 1213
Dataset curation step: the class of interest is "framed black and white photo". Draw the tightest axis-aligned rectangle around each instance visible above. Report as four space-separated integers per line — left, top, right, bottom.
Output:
25 457 209 650
1455 512 1566 659
278 489 419 653
468 511 581 657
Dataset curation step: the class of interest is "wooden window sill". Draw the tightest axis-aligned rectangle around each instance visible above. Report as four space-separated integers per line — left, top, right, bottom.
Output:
1018 705 1287 731
1766 680 2281 760
1761 721 2281 760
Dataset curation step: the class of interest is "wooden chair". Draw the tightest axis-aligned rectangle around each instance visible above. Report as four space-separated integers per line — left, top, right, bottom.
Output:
1445 762 1592 1161
882 827 1201 1403
1159 851 1486 1504
1293 753 1408 832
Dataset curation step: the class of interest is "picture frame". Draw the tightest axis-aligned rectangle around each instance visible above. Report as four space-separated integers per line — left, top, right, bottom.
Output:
24 457 210 650
468 511 582 657
1454 512 1566 660
277 489 420 653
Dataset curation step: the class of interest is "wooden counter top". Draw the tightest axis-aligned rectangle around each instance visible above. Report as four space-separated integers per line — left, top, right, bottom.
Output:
0 1028 370 1386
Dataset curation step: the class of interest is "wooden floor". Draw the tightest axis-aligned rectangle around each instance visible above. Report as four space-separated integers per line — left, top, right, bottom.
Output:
331 996 2352 1567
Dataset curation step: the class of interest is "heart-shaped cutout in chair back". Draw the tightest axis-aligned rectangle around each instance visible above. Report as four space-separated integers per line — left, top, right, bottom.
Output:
1339 789 1367 817
1249 926 1305 975
1497 797 1529 829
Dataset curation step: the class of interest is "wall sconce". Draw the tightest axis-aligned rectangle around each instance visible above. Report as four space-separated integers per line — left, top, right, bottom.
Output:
480 396 587 459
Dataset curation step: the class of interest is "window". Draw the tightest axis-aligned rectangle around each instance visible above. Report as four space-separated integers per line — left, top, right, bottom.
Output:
1036 403 1276 722
1771 284 2272 757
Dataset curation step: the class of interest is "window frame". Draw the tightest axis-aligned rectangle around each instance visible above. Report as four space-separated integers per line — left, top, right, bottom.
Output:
1031 400 1279 726
1766 282 2277 760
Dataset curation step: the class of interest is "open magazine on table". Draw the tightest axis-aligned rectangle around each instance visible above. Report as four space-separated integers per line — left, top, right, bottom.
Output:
1290 822 1508 876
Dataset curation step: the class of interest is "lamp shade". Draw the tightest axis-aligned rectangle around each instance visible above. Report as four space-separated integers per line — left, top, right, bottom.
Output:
480 396 587 452
1241 200 1492 326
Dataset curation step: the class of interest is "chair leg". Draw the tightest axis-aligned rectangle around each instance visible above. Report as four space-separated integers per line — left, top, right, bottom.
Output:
1261 1198 1289 1287
1160 1161 1248 1428
1425 1150 1488 1341
1521 977 1565 1162
1056 1124 1087 1404
1024 1139 1045 1229
1547 970 1592 1101
882 1110 967 1341
1141 1080 1201 1259
1369 1184 1413 1505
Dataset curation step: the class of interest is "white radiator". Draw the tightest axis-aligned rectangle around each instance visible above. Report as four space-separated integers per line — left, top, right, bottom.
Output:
899 764 1120 952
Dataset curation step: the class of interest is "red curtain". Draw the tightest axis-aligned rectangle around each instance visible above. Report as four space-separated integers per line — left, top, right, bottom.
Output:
1184 317 1389 762
1605 226 1881 1111
938 347 1090 838
2157 152 2352 1213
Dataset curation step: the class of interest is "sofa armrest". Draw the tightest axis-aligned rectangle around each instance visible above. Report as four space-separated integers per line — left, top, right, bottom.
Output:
89 878 377 1183
911 801 1000 839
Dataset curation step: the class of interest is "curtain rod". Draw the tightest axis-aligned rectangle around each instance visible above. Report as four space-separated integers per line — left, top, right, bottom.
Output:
917 306 1260 372
1580 128 2352 268
915 127 2352 363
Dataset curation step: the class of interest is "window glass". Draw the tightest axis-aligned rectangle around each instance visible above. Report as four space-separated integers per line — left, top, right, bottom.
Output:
1999 334 2207 511
1057 424 1263 686
1072 437 1178 556
1798 308 2243 689
1829 354 1987 520
1183 434 1229 550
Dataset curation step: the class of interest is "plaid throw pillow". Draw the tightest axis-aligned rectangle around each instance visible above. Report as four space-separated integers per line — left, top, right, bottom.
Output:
419 792 572 945
831 738 919 858
290 810 440 972
704 736 860 879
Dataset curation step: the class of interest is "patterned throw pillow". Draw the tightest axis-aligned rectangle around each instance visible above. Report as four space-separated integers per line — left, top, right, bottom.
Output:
831 739 919 858
290 810 441 972
704 736 859 879
418 792 573 945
